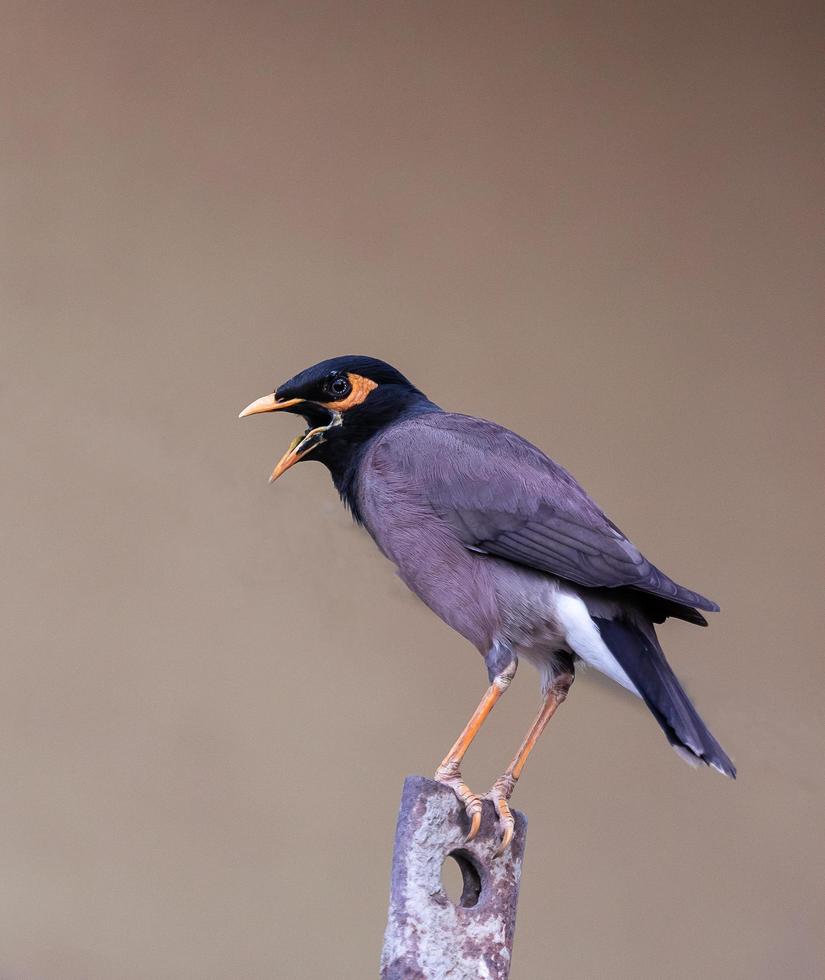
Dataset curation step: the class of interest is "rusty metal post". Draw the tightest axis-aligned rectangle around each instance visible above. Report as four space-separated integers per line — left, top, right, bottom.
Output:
381 776 527 980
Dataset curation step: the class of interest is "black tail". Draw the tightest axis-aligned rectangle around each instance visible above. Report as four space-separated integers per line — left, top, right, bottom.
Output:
593 617 736 778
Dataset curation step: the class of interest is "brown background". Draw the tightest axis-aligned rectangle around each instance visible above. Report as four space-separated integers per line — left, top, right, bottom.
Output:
3 3 823 978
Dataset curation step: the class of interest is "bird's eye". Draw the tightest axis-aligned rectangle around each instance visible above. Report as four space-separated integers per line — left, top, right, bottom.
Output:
326 375 351 398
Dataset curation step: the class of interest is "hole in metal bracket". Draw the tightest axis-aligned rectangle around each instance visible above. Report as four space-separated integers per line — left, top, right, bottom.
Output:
441 850 482 908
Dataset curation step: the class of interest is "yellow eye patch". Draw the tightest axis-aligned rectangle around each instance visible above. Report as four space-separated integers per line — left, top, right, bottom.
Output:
325 373 378 411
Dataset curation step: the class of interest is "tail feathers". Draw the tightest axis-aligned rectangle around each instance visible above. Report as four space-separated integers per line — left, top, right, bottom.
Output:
643 596 709 627
593 617 736 778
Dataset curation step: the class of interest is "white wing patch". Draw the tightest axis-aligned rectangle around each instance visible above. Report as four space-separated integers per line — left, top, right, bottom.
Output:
555 591 640 696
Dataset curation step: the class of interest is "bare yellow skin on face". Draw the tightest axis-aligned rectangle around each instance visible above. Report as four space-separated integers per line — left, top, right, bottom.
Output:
324 373 378 411
239 373 379 483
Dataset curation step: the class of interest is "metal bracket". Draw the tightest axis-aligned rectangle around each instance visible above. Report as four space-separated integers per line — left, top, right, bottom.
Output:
381 776 527 979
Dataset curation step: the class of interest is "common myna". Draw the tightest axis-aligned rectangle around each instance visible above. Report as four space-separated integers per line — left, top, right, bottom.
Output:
240 356 735 853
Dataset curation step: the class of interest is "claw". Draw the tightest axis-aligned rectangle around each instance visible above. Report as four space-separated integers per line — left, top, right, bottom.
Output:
465 807 482 843
493 797 515 857
487 776 517 857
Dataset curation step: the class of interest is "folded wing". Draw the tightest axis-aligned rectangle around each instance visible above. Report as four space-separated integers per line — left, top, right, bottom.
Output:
372 413 718 617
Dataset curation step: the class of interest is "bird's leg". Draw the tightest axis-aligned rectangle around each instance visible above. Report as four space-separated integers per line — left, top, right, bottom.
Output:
434 660 517 843
488 670 575 856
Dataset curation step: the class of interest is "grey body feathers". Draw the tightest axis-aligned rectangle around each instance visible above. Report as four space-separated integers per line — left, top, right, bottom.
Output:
356 412 734 776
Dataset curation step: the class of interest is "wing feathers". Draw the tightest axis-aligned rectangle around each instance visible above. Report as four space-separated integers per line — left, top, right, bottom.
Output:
370 413 718 616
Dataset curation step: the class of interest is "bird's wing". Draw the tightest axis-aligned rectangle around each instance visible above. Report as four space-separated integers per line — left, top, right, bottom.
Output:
369 413 718 613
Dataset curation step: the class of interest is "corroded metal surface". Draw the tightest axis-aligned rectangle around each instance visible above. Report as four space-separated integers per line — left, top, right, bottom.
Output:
381 776 527 980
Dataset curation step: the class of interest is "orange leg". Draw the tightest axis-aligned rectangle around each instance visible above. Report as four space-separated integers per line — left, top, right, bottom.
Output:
435 660 517 842
488 671 575 856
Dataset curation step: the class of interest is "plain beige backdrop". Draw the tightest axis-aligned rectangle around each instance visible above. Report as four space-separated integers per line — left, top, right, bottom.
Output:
3 2 823 978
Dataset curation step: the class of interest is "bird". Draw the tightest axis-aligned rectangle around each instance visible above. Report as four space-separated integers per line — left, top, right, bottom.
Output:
239 355 735 854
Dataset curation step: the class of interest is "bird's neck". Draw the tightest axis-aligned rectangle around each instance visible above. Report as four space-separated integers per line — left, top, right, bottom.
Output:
323 391 441 522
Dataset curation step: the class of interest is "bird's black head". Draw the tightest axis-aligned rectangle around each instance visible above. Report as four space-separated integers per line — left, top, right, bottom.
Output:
239 355 439 508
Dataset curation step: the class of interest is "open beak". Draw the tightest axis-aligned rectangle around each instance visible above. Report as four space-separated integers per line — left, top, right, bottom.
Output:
238 392 340 483
267 425 330 482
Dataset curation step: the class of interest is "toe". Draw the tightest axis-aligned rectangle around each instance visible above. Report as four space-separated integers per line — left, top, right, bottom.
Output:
492 795 515 857
465 805 482 843
435 767 483 843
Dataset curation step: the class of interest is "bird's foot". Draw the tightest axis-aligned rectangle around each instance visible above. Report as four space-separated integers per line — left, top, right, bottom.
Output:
434 760 483 843
485 772 517 857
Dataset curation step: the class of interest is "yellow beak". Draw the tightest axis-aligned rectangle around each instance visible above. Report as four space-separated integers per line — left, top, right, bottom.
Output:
238 394 305 418
239 391 335 483
268 426 329 483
